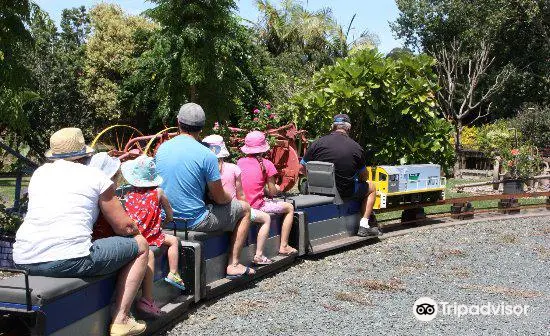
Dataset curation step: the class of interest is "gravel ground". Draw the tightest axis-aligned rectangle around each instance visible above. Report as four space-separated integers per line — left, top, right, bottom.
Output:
165 215 550 336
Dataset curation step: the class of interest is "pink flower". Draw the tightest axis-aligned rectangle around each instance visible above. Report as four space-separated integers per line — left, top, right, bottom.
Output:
269 113 277 119
266 103 271 110
253 109 260 114
213 121 219 130
253 117 259 121
508 160 514 167
511 149 519 156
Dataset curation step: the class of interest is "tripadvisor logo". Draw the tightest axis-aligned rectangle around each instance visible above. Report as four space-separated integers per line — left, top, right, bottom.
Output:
413 297 438 321
412 297 529 321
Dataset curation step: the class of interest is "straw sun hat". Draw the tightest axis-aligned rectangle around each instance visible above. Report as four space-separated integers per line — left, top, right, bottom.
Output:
44 128 95 160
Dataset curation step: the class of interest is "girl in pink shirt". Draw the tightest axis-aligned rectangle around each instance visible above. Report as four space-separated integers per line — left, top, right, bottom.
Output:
203 135 275 265
237 131 297 256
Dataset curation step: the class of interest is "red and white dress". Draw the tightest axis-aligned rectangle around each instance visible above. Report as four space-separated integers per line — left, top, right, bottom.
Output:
125 187 165 247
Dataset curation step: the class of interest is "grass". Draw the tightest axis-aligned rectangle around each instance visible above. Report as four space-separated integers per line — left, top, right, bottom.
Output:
346 278 406 292
376 178 547 221
0 177 30 206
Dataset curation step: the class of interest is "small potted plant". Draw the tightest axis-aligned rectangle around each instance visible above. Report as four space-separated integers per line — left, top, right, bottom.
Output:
500 145 543 194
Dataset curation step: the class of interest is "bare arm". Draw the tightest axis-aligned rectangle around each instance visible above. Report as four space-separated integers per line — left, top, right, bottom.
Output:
359 168 369 182
207 180 232 204
99 185 139 236
265 176 279 198
157 188 173 223
235 175 246 202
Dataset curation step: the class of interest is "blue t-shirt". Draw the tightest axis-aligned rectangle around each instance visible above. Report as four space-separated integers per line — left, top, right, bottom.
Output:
155 135 220 227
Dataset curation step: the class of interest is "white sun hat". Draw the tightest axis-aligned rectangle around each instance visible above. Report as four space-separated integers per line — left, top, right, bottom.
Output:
202 134 230 158
88 152 121 178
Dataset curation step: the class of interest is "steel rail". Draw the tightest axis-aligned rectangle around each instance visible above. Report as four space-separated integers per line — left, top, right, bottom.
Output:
377 191 550 213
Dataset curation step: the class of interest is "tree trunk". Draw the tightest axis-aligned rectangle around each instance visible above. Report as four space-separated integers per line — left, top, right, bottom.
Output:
189 85 197 102
453 120 463 178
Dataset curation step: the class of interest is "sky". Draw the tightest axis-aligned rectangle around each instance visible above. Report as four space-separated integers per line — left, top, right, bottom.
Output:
34 0 403 54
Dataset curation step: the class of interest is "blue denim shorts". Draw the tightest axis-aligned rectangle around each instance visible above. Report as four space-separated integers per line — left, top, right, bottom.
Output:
17 236 139 277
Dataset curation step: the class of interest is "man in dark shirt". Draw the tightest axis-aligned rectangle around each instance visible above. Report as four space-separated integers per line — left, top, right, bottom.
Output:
301 114 381 237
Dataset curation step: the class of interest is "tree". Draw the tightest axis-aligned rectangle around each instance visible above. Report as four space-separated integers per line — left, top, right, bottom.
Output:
254 0 349 106
21 6 94 154
81 4 157 129
391 0 550 119
288 49 454 170
126 0 266 127
431 39 511 172
0 0 35 136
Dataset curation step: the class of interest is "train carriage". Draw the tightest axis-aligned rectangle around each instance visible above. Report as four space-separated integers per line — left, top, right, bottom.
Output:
0 161 445 335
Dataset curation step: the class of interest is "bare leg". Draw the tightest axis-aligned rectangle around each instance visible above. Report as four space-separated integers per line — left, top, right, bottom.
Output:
361 181 376 220
141 250 154 302
163 234 180 274
279 202 297 254
112 235 148 324
227 200 255 275
254 211 271 258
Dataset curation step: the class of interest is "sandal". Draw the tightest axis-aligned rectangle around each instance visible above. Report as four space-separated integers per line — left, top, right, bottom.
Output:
164 272 186 291
136 297 161 319
278 247 298 256
253 255 273 265
226 266 254 279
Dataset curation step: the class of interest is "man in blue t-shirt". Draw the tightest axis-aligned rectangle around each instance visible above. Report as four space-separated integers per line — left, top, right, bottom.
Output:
156 103 254 278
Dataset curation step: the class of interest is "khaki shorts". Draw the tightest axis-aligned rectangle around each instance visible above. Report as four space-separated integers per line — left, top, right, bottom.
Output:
193 199 245 232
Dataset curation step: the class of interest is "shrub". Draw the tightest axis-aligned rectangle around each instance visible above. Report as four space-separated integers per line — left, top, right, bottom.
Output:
450 125 479 150
476 120 517 157
286 49 454 170
513 104 550 149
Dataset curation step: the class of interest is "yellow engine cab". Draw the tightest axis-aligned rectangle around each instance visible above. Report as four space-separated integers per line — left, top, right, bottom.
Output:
367 164 446 209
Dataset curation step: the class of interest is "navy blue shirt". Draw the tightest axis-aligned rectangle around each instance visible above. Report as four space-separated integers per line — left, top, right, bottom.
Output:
302 132 366 197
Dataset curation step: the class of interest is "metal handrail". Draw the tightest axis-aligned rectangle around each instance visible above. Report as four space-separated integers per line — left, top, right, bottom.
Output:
0 268 33 311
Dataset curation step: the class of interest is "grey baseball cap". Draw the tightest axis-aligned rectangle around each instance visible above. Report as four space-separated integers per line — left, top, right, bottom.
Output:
177 103 206 127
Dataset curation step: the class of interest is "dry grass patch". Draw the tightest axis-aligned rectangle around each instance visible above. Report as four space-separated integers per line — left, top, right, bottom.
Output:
232 299 269 316
334 291 372 305
347 278 405 292
533 245 550 260
460 284 543 298
532 227 550 236
500 234 519 244
445 267 471 278
321 303 341 311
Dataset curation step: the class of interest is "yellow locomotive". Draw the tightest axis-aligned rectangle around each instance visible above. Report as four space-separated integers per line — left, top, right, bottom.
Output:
367 164 446 209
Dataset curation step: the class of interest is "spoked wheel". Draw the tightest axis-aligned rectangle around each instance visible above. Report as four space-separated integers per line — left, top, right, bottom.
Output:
91 125 145 161
144 127 179 157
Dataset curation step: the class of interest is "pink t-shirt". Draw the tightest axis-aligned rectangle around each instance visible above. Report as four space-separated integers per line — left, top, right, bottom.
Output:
220 162 241 199
237 156 277 209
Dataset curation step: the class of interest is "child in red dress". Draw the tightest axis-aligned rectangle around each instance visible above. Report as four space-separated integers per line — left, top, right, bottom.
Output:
121 155 185 318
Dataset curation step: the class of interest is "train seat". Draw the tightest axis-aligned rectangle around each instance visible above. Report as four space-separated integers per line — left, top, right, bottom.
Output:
0 245 195 335
290 194 334 208
288 161 367 256
168 214 294 299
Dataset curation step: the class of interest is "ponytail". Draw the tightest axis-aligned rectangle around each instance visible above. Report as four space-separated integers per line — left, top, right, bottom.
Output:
255 154 267 180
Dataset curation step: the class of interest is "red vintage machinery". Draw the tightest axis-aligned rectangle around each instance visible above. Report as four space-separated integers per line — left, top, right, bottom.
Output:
91 124 308 192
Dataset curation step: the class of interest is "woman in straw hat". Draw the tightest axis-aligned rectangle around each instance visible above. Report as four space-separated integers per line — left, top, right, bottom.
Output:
13 128 149 336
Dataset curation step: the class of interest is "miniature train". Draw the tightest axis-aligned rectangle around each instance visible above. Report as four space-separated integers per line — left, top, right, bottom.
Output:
367 164 446 209
0 162 446 335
